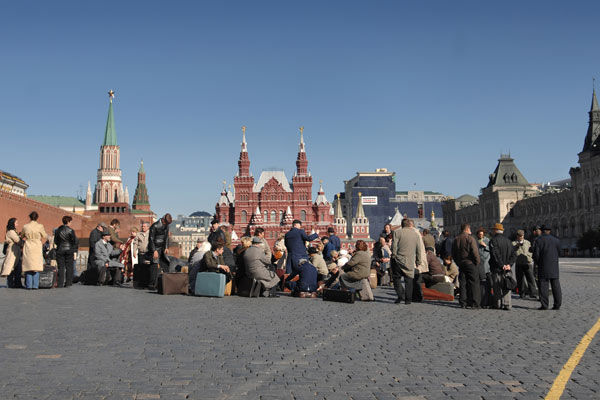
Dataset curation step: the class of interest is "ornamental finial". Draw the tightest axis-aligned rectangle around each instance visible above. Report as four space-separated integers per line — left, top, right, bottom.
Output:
108 89 115 102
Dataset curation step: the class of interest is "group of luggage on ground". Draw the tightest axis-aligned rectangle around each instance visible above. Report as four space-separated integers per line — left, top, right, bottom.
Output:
1 211 563 310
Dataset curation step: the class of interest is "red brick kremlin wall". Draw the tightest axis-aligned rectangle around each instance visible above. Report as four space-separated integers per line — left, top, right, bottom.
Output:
0 190 95 239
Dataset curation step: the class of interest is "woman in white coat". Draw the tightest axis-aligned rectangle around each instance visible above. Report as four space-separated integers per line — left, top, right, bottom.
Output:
21 211 47 290
1 218 23 288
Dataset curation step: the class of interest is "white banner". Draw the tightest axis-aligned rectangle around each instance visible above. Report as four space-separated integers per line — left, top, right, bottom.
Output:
362 196 378 205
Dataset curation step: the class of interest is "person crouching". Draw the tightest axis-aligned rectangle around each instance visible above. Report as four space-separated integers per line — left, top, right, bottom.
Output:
94 232 124 286
285 258 318 297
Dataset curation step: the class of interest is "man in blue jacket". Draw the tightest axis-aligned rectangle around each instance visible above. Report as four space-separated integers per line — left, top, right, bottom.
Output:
285 259 318 294
284 220 319 273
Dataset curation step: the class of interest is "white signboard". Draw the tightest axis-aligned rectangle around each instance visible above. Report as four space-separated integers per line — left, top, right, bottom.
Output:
362 196 378 205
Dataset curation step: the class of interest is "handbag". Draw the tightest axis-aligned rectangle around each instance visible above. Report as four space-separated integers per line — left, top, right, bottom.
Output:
503 272 517 291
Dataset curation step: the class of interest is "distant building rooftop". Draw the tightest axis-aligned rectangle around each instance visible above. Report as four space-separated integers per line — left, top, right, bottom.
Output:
29 195 85 208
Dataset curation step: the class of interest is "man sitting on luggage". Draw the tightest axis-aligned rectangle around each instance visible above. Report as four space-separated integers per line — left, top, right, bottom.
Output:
94 231 124 286
285 258 318 296
244 237 281 298
189 240 230 294
422 247 446 287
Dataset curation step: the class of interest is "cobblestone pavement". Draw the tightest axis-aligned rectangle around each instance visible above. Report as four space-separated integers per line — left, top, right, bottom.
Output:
0 259 598 400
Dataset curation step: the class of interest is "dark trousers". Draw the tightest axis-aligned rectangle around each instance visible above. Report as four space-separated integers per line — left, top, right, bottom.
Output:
56 250 74 287
149 250 168 289
539 277 562 309
516 263 538 297
458 263 481 307
480 273 492 307
7 261 23 288
391 262 413 303
107 267 123 286
422 272 444 287
412 271 423 302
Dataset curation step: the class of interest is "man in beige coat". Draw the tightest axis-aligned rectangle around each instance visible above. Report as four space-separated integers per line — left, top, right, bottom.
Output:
391 219 422 304
410 220 428 302
21 211 47 289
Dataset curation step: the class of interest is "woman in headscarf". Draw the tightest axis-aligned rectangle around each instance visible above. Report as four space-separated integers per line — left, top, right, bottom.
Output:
1 217 24 288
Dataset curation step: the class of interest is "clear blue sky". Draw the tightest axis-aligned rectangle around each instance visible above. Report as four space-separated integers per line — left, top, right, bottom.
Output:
2 1 599 217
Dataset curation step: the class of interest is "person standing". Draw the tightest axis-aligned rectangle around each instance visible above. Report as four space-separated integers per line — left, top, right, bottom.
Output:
533 225 562 310
284 220 319 273
1 218 23 288
410 220 428 302
148 213 172 289
475 227 491 308
325 227 341 259
452 223 481 309
54 216 79 287
489 223 516 310
391 219 422 304
108 219 123 248
513 229 538 299
135 221 150 264
421 229 435 251
21 211 48 290
207 219 225 247
439 230 454 260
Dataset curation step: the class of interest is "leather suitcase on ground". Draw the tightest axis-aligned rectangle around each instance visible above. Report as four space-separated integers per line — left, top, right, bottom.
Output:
133 263 151 289
429 282 454 296
194 272 226 298
39 265 57 289
369 269 378 289
157 272 189 295
322 288 355 304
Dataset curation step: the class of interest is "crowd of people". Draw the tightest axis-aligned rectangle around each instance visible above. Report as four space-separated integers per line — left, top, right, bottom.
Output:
1 211 563 311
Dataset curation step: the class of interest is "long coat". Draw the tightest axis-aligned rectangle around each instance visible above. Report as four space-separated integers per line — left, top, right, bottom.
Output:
284 227 318 273
243 245 279 289
94 240 123 269
391 228 422 279
21 221 47 272
343 250 371 281
533 233 560 279
1 230 21 276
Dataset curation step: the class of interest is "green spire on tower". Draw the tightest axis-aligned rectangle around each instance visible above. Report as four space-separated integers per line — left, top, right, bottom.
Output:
102 90 117 146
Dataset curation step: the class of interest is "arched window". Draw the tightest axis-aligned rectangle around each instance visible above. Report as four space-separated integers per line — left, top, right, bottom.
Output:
300 210 306 221
279 210 283 222
241 210 247 223
270 210 276 222
114 189 119 202
263 211 268 222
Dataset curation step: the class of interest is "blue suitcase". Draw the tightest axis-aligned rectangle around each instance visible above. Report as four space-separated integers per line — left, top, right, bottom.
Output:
194 272 226 297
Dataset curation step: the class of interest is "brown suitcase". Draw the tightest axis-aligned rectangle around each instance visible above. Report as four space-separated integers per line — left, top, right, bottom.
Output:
369 269 378 289
157 272 189 295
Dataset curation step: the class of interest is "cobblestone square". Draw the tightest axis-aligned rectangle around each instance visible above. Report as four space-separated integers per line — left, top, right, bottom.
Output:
1 259 598 399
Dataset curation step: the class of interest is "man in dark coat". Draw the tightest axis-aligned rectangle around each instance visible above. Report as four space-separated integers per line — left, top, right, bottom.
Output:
207 219 226 247
148 213 172 289
452 223 481 309
284 220 319 273
439 230 454 260
489 223 516 310
533 226 562 310
285 258 318 294
84 222 108 285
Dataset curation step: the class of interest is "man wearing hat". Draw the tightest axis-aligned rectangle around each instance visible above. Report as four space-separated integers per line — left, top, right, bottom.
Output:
188 236 209 265
489 223 516 310
533 225 562 310
207 219 225 247
244 237 281 297
94 231 124 286
284 220 319 274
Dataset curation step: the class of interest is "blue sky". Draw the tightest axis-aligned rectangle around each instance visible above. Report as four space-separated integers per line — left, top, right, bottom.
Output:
2 1 599 217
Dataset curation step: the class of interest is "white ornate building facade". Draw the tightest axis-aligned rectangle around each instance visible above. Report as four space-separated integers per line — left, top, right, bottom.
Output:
443 90 600 254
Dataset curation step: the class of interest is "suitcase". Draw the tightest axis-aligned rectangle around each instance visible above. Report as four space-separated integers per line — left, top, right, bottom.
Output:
157 272 189 295
369 269 378 289
224 280 232 296
133 263 151 289
194 272 226 298
235 276 254 297
322 288 355 303
39 265 57 289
